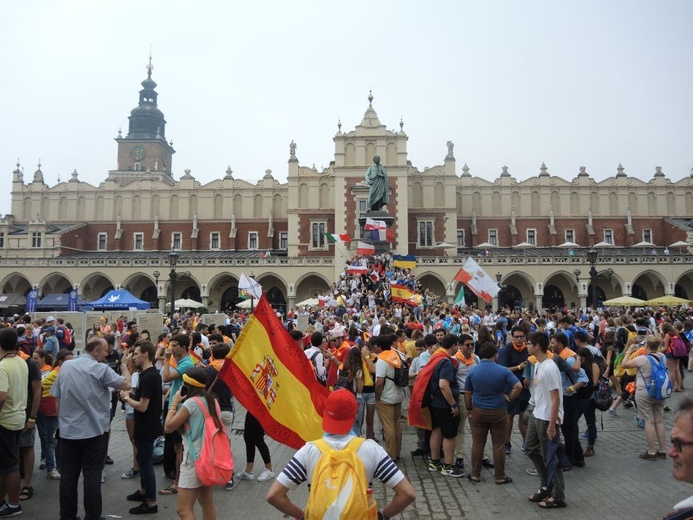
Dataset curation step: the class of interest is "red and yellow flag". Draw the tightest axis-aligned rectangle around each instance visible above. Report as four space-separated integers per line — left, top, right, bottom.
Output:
218 295 330 449
390 284 415 305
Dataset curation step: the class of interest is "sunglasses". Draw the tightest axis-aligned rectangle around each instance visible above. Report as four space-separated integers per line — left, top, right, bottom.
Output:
671 438 693 453
513 336 525 339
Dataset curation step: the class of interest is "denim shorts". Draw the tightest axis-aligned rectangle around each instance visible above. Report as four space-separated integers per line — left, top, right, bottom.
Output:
359 392 375 405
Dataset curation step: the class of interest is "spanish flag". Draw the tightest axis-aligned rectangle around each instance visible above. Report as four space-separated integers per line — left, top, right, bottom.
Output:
408 348 450 429
218 295 330 449
390 283 415 305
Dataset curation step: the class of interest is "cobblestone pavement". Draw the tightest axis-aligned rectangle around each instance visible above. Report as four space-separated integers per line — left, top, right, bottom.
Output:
21 391 693 519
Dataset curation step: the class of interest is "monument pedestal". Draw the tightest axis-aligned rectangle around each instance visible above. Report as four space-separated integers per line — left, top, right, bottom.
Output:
359 211 395 255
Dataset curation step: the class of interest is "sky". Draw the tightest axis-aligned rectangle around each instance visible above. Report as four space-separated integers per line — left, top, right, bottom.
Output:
1 0 692 216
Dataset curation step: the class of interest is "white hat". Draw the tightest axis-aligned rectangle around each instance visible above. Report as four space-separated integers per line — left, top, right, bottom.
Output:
46 316 55 322
329 325 346 339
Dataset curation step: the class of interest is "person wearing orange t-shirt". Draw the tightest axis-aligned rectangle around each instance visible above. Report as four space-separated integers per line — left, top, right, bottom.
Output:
325 326 350 389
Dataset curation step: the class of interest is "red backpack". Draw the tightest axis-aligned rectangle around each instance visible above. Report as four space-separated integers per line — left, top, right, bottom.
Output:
186 397 234 486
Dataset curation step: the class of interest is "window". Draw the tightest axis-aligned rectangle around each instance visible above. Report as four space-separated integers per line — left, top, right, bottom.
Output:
565 229 575 243
210 232 220 250
457 229 465 248
604 229 614 245
488 229 498 246
279 232 288 250
97 233 107 251
134 163 141 171
311 222 326 249
359 200 367 213
31 232 42 248
171 232 182 250
248 231 258 250
526 229 537 245
0 232 4 248
133 233 144 251
643 229 652 243
418 220 434 247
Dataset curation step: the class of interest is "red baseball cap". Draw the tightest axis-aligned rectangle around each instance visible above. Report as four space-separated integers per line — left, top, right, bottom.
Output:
322 389 358 435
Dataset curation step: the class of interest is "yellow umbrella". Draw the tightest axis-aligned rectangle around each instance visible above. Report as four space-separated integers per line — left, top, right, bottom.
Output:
645 295 692 306
602 296 646 306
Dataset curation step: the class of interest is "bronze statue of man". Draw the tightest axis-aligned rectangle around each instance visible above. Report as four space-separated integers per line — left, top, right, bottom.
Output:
365 155 388 212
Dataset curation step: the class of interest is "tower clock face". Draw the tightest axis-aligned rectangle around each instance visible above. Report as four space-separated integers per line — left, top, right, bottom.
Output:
130 146 146 161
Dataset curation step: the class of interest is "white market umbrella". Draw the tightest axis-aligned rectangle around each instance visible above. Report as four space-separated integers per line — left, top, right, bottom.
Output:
593 241 615 247
513 241 534 248
474 241 497 248
435 242 457 248
557 241 580 248
296 297 319 307
235 299 253 309
632 241 655 248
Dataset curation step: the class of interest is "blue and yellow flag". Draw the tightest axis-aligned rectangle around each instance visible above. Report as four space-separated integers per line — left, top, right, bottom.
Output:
393 254 416 270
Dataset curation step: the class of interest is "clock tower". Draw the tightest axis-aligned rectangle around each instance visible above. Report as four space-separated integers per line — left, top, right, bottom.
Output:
114 56 175 178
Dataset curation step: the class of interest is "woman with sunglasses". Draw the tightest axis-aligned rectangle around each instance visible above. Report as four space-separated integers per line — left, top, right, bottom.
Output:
164 366 221 519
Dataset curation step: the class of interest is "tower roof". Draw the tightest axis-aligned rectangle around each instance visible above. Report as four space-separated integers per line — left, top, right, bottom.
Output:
126 55 167 140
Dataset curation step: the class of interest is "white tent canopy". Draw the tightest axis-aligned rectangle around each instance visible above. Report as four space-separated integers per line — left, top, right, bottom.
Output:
296 298 319 307
166 298 204 309
236 299 253 309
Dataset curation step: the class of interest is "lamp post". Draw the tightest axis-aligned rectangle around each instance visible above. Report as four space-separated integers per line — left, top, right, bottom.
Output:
495 272 506 311
168 251 179 325
587 248 599 310
153 270 160 310
250 270 255 312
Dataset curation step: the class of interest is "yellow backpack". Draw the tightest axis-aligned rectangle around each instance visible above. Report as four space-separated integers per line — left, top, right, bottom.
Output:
305 437 378 520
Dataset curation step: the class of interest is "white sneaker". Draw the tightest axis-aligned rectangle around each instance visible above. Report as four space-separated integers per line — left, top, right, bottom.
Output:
238 471 255 481
47 469 61 480
257 468 275 482
101 470 106 483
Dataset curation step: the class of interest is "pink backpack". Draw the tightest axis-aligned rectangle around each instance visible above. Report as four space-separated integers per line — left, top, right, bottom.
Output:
187 397 234 486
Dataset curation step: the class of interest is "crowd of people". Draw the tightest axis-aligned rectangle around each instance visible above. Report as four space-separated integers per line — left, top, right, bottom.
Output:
1 262 693 517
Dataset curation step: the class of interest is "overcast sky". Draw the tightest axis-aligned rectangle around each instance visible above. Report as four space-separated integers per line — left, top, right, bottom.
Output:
2 0 692 217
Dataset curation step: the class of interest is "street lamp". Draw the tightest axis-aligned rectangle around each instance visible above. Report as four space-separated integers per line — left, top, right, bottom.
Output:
168 251 179 325
250 270 255 312
587 248 599 310
153 270 160 309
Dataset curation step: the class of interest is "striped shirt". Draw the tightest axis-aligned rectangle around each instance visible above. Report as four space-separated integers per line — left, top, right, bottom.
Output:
276 434 404 490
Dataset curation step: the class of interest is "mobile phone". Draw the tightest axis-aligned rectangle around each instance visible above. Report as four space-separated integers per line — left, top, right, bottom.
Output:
180 385 188 397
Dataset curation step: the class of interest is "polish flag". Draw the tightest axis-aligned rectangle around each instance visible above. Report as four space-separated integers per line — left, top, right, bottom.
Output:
356 241 376 256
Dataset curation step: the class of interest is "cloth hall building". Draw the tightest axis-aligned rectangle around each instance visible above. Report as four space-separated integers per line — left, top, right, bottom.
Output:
2 65 693 313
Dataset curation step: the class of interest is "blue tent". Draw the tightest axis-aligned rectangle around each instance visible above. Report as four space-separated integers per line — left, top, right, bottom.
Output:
37 293 87 311
86 289 151 310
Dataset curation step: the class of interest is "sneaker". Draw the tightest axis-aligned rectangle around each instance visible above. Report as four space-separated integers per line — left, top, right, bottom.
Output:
105 455 114 465
440 464 464 478
225 478 236 491
505 442 512 455
0 503 22 517
101 470 106 483
607 409 620 418
257 468 275 482
454 458 464 469
39 459 46 470
579 431 589 440
521 442 526 452
526 468 539 476
624 400 634 409
129 503 158 515
121 468 141 479
481 458 495 469
127 490 147 502
47 469 61 480
410 448 426 457
635 417 645 429
238 471 255 481
427 459 443 472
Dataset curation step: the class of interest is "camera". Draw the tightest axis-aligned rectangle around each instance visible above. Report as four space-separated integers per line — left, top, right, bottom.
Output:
180 385 188 397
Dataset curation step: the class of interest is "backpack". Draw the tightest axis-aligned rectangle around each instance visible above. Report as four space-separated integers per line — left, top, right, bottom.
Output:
56 325 72 348
590 376 614 412
613 352 626 378
638 354 673 400
670 335 688 358
305 437 377 520
185 397 234 486
310 351 327 386
386 351 410 388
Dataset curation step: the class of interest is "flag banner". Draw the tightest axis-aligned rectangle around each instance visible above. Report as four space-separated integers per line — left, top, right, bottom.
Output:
453 257 500 303
393 254 416 270
26 289 39 314
453 286 466 308
408 348 450 429
391 284 416 306
356 241 375 256
325 232 351 243
346 265 368 275
369 229 386 242
318 295 329 306
364 218 386 230
67 289 79 312
239 273 263 300
369 271 380 283
219 295 330 450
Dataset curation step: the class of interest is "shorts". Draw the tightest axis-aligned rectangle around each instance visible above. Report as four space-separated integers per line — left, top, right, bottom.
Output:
506 399 530 416
171 430 182 445
178 460 203 489
360 392 375 406
0 425 22 475
430 406 461 439
635 389 664 422
18 426 36 448
126 412 135 421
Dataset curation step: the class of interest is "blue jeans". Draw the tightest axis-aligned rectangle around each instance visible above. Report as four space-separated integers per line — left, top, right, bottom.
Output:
354 396 365 436
36 413 59 471
135 438 156 503
578 397 597 447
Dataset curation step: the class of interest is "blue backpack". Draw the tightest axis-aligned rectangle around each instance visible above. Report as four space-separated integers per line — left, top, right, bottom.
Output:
639 354 673 400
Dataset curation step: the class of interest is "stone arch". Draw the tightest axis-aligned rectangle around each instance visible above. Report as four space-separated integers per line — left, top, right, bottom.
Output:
38 273 74 295
273 194 283 218
434 182 444 208
294 273 331 302
170 195 179 220
674 270 693 301
345 143 355 166
629 192 638 215
80 272 116 300
590 191 599 215
647 192 656 215
492 191 501 211
96 196 104 220
386 142 396 165
77 196 86 220
570 192 579 214
366 142 376 164
233 194 243 218
207 272 240 312
42 197 50 219
255 273 288 311
551 191 560 216
498 271 537 311
214 194 223 219
531 191 540 216
687 192 693 214
473 192 482 216
113 195 122 219
298 183 309 209
189 194 198 219
632 270 668 299
151 194 160 220
543 270 581 310
412 182 423 208
319 183 330 209
133 195 142 220
59 196 68 220
253 194 263 218
511 191 520 212
609 191 618 215
22 197 31 220
667 191 675 214
415 271 448 299
0 272 32 295
122 272 158 306
456 191 463 215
